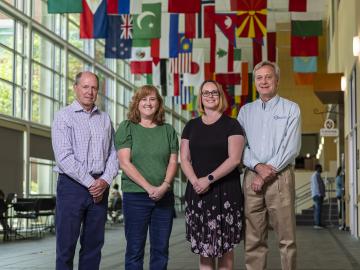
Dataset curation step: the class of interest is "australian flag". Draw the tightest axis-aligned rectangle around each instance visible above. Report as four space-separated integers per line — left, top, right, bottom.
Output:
105 15 132 59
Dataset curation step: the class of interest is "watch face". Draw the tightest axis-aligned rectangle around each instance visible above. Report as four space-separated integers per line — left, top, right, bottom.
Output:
208 174 214 181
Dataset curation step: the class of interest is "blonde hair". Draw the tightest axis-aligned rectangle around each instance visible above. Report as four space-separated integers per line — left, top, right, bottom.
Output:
127 85 165 125
197 80 228 115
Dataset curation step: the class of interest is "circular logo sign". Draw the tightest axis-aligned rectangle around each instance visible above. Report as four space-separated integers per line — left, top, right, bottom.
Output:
324 119 335 129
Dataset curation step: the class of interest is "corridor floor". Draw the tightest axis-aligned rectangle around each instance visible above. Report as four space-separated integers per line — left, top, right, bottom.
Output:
0 215 359 270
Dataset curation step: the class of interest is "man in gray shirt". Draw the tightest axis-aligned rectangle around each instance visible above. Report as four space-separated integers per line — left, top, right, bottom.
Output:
238 61 301 270
52 71 118 270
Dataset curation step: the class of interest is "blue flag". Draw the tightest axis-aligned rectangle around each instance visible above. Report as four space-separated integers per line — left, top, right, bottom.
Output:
105 15 133 59
293 56 317 73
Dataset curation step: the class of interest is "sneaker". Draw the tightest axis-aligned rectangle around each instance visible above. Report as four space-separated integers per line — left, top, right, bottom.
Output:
313 225 324 229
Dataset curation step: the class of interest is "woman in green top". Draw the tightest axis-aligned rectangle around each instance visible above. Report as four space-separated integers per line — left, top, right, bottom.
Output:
115 85 179 270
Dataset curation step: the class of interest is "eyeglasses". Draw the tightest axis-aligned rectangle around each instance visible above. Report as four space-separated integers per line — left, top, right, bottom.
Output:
202 90 219 97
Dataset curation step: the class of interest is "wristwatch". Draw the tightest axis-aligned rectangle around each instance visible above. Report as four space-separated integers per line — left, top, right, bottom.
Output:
208 174 214 182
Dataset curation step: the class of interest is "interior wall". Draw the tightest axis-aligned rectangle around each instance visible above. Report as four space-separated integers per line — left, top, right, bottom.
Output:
327 0 360 237
276 23 326 135
0 126 23 197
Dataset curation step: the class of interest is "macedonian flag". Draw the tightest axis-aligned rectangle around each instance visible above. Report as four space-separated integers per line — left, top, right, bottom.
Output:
236 0 267 38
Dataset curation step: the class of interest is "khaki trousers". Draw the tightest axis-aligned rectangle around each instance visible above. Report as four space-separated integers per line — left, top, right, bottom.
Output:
244 167 297 270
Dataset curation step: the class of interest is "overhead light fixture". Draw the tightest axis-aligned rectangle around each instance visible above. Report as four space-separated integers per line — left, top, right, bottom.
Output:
353 36 360 56
341 75 347 91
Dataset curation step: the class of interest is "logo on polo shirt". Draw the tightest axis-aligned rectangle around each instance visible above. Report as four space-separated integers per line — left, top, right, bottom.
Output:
274 115 287 120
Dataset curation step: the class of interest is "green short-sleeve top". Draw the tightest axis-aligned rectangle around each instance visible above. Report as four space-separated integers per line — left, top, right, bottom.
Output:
115 120 179 192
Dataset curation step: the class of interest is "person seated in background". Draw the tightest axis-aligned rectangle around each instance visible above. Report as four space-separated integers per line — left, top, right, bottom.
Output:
0 189 10 239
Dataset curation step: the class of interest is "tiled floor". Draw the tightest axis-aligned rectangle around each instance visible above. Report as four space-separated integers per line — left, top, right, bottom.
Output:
0 216 359 270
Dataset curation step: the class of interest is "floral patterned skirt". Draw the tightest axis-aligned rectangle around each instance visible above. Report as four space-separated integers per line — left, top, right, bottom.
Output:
184 179 244 258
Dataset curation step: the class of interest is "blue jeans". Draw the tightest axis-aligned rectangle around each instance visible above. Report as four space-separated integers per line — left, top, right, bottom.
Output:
313 195 324 226
123 192 174 270
56 174 108 270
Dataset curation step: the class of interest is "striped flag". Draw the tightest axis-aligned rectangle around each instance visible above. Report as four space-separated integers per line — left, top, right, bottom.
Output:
80 0 108 39
252 32 276 66
184 0 215 39
291 12 323 37
48 0 82 13
170 34 192 74
160 13 180 59
107 0 142 14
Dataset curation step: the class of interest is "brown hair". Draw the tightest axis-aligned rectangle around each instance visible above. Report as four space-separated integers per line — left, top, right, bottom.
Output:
127 85 165 125
197 80 228 115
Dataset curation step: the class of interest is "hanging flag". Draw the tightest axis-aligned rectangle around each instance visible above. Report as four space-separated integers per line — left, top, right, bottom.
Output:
252 37 263 67
186 88 197 112
185 1 215 39
130 39 152 74
168 0 201 13
291 36 318 56
215 25 234 73
216 73 241 86
133 3 161 39
252 32 276 65
167 62 180 96
180 78 191 106
289 0 306 11
240 61 249 97
48 0 82 13
105 15 132 59
289 0 325 12
236 0 267 38
107 0 141 14
294 73 314 85
236 37 254 70
183 48 205 93
233 47 242 72
80 0 108 39
215 0 241 12
160 13 179 59
267 32 276 62
170 34 192 74
291 12 323 37
214 14 237 46
293 57 317 73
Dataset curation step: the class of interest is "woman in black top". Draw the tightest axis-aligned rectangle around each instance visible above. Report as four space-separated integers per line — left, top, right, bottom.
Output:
180 80 245 269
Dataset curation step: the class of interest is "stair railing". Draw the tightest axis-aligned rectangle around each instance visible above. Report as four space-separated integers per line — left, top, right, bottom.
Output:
295 181 312 213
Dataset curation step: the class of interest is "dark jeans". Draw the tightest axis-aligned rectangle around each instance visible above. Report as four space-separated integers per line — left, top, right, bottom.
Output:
313 195 324 226
56 174 108 270
123 192 174 270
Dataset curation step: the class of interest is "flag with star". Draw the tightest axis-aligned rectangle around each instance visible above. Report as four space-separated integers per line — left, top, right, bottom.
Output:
132 2 161 39
105 15 132 59
170 34 192 74
235 0 267 38
80 0 108 39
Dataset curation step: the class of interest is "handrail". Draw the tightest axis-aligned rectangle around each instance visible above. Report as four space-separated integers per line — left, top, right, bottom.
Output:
295 176 338 219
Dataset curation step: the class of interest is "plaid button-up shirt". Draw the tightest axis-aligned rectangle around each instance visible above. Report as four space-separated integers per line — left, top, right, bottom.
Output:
52 100 118 188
